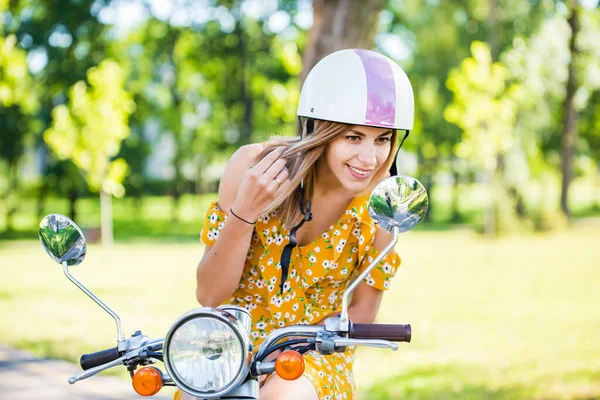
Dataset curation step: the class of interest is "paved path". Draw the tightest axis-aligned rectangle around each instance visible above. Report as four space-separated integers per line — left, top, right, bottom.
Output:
0 345 174 399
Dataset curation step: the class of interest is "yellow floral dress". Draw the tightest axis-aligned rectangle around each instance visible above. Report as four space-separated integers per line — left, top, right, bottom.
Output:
200 194 401 400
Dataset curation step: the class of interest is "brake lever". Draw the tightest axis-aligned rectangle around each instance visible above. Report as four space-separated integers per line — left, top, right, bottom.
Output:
333 338 398 351
68 339 165 384
69 356 126 384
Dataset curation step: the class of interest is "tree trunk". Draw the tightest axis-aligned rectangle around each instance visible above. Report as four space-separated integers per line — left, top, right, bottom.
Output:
5 158 19 232
301 0 387 82
237 18 253 145
100 189 114 246
68 187 78 222
560 2 580 221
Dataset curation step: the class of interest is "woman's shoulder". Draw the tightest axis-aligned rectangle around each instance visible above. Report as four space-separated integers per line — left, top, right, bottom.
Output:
217 143 267 211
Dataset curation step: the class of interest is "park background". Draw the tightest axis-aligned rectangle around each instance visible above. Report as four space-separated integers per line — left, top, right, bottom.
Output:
1 0 599 399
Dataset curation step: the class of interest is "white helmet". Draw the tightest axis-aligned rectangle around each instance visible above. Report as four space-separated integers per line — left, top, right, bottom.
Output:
297 49 414 131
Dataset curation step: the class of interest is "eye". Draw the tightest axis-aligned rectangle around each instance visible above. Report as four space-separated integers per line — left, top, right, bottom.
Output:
377 137 392 144
346 135 361 142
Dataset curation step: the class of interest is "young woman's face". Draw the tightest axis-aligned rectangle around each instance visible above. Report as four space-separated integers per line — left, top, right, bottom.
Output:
319 125 393 194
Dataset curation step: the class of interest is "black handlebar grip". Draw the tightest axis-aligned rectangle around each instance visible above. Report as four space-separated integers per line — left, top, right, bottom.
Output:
80 347 120 370
350 323 411 342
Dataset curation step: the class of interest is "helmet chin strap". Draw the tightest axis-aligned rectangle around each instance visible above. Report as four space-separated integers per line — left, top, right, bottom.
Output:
389 130 410 176
279 185 313 294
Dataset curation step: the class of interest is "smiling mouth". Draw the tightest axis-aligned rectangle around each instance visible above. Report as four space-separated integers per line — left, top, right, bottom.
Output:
347 164 373 178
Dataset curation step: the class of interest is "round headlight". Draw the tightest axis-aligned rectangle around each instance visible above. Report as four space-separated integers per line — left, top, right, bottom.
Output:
164 308 252 398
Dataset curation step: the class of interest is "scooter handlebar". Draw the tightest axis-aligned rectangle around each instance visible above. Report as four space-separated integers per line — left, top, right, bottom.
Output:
80 347 120 370
349 323 411 343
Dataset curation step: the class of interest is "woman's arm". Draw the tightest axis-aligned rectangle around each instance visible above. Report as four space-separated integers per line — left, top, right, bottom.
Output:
196 144 289 307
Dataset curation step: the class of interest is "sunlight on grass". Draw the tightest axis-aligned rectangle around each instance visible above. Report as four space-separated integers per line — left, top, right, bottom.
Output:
1 219 599 399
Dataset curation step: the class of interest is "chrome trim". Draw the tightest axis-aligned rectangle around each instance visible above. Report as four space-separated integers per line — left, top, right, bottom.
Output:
339 226 399 331
62 262 126 351
219 305 252 334
163 307 252 399
255 325 322 361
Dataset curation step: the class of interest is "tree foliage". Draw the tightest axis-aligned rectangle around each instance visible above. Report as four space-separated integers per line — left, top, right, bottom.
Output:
44 59 134 197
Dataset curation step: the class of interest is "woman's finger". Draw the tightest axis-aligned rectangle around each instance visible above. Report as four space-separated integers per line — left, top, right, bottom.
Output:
253 147 286 175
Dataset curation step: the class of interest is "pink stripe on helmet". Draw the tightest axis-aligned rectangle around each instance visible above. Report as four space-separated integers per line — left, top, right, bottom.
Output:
353 49 396 128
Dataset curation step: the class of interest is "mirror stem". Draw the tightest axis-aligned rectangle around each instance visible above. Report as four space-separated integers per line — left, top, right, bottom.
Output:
339 226 400 331
62 262 127 352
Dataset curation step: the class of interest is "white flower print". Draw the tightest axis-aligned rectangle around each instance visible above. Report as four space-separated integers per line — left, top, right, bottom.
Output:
262 229 269 236
275 298 283 307
292 303 299 311
367 278 375 286
330 262 338 270
267 258 273 266
255 321 267 329
285 294 291 302
322 260 330 268
351 246 358 253
322 232 329 239
384 280 390 289
210 213 218 224
245 295 252 301
312 277 319 283
218 222 224 230
207 231 213 241
272 226 277 232
383 263 392 274
359 235 365 244
213 230 219 239
334 229 341 236
290 315 296 322
306 269 313 276
256 280 263 288
276 236 284 245
309 255 317 263
336 245 343 253
266 237 273 244
314 246 320 253
340 268 348 275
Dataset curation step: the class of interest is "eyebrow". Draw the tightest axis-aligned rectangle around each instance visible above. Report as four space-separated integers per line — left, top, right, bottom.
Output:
349 129 393 137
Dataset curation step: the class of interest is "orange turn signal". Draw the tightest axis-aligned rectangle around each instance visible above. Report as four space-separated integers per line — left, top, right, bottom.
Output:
132 367 163 396
275 350 305 381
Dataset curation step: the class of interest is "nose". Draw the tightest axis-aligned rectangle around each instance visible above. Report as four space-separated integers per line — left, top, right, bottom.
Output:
356 142 377 167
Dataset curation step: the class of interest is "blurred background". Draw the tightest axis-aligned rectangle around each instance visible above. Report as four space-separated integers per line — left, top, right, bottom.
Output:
1 0 599 399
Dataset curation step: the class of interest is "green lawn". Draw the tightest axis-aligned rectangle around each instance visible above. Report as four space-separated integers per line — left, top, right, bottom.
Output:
1 219 599 399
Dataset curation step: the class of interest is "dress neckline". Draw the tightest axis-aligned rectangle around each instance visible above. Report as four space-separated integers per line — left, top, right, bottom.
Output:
297 193 370 250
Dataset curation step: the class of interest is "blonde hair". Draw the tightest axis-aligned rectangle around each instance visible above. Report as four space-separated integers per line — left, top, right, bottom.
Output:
255 119 399 229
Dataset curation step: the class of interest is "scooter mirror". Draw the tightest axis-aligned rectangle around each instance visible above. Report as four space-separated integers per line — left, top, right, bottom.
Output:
38 214 87 266
368 175 429 233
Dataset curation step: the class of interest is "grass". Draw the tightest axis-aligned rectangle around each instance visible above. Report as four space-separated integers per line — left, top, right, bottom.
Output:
1 218 599 399
1 177 598 241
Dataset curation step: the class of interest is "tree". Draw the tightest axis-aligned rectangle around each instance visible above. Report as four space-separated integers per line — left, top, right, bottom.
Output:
44 60 135 245
0 33 39 231
445 41 521 235
301 0 387 81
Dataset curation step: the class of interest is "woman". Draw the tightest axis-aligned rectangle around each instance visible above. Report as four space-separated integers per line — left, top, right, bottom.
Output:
196 49 414 400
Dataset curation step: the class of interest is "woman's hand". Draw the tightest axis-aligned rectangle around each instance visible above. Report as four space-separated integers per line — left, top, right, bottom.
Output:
231 146 290 222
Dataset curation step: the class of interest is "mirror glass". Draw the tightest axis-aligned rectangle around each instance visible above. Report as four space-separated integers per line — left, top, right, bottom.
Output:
368 175 429 233
38 214 87 266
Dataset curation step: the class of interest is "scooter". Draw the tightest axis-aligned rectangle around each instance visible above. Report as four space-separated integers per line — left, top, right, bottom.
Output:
37 175 428 399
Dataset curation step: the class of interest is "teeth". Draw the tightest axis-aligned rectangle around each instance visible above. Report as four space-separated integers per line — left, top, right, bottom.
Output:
349 166 370 176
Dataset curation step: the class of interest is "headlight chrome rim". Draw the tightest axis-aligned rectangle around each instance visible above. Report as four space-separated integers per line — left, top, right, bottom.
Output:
163 307 252 399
